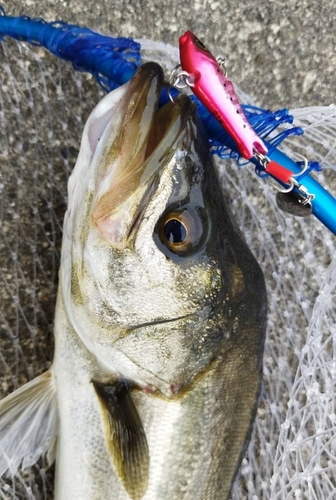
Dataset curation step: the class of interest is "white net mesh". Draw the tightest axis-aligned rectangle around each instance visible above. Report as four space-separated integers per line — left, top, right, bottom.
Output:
0 34 336 500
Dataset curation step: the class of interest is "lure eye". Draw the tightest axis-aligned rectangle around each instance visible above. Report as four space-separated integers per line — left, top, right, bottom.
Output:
156 207 207 257
194 36 211 54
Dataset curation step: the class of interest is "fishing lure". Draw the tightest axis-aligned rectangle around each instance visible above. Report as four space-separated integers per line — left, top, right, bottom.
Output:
178 30 336 235
178 30 267 161
178 31 306 185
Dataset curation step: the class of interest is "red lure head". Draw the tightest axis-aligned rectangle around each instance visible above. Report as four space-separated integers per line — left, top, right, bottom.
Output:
179 31 218 76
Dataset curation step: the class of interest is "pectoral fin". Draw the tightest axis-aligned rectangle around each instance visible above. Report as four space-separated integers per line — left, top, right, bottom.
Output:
0 370 58 476
93 381 149 500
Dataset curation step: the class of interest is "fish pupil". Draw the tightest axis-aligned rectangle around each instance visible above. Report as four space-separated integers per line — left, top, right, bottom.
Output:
164 219 187 244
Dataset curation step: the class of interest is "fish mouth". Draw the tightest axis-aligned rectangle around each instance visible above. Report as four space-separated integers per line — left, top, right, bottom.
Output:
90 62 195 249
124 312 195 333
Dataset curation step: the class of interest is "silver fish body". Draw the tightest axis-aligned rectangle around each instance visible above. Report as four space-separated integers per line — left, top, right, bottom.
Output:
0 63 266 500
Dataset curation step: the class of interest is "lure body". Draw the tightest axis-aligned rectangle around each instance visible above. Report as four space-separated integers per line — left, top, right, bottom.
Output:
179 31 267 160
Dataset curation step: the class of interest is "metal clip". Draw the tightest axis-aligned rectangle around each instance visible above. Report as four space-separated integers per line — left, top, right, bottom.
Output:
168 65 195 103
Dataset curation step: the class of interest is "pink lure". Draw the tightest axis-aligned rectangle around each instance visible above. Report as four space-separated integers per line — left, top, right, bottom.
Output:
179 31 267 160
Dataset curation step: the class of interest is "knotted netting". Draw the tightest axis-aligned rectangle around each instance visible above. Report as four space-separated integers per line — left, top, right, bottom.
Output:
0 16 336 500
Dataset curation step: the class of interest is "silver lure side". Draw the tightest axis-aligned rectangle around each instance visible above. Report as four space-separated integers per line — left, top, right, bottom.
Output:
0 63 267 500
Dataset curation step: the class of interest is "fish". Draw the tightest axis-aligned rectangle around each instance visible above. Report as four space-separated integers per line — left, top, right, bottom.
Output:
179 31 267 160
0 62 267 500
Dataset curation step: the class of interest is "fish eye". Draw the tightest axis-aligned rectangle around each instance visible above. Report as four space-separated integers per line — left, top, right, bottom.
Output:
155 206 207 257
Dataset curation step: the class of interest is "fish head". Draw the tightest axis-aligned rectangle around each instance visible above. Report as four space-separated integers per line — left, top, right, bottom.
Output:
61 63 266 397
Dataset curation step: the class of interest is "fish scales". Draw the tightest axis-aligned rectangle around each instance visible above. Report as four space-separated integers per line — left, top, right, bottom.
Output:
0 62 267 499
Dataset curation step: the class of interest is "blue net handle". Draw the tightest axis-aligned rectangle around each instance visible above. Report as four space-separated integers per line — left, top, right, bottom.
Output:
0 11 141 89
